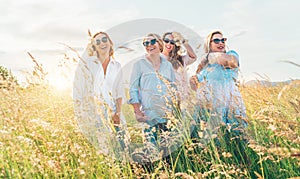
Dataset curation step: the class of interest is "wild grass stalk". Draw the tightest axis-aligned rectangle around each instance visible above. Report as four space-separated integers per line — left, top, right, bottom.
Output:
1 60 300 178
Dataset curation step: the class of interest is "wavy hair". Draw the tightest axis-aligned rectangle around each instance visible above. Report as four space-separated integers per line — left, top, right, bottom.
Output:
162 32 184 69
88 31 114 58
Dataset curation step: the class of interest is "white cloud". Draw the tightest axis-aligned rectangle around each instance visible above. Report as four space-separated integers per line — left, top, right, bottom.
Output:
0 0 140 51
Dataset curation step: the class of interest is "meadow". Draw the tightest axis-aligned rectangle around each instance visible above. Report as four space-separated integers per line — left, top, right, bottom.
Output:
1 65 300 178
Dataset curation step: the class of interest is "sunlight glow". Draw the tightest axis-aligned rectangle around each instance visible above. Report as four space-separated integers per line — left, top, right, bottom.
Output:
48 74 71 91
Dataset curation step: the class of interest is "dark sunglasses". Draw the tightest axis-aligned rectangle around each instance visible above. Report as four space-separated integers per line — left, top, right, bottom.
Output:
95 36 108 45
211 38 227 44
143 39 157 47
163 38 175 45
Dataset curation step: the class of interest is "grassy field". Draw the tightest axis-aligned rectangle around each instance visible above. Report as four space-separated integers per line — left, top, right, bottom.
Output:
1 80 300 178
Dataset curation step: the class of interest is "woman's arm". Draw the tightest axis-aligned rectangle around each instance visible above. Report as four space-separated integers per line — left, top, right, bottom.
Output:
183 42 197 65
112 97 122 125
128 62 141 104
189 75 199 91
208 52 239 68
190 56 205 91
128 61 148 122
73 58 89 117
131 103 148 122
196 55 208 74
112 64 125 125
172 31 197 65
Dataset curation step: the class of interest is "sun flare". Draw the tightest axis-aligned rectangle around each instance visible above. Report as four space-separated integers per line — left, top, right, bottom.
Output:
48 74 72 91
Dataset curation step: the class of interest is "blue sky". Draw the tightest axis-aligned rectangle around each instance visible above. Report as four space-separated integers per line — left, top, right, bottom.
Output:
0 0 299 85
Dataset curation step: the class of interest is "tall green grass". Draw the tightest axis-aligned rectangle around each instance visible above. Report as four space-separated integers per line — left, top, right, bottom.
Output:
1 79 299 178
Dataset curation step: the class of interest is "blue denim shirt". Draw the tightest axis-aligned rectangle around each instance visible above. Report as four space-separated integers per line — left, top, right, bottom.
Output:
128 55 176 126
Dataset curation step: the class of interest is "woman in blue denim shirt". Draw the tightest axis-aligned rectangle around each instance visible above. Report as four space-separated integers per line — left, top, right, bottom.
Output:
190 30 247 134
128 33 176 144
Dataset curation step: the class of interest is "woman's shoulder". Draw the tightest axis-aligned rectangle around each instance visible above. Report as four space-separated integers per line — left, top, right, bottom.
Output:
80 56 99 67
111 58 122 66
160 53 168 60
226 50 239 59
160 55 172 66
133 55 148 64
84 55 98 62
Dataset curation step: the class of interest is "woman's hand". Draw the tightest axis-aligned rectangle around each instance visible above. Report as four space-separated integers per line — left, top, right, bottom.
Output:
190 75 199 91
112 112 120 125
207 53 219 64
134 110 148 122
172 31 184 45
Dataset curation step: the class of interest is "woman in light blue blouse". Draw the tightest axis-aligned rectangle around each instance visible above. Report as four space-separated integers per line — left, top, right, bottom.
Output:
190 30 247 135
128 33 176 144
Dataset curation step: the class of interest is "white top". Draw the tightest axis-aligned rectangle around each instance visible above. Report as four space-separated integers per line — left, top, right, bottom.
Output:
161 54 196 99
73 56 126 131
93 57 123 111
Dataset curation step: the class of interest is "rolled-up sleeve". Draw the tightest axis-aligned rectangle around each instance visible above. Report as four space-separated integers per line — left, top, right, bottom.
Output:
128 62 141 104
73 57 96 120
169 65 176 88
113 64 125 100
73 59 86 112
227 50 240 66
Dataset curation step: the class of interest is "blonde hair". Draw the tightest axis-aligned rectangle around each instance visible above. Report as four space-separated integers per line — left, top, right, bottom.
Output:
196 30 224 73
203 30 223 53
143 33 164 52
87 31 114 58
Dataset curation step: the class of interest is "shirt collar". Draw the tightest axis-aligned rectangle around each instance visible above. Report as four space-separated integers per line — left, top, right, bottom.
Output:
92 56 117 65
109 57 117 64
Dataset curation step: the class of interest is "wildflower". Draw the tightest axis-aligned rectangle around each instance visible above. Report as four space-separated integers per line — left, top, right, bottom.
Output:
79 169 85 175
222 152 233 158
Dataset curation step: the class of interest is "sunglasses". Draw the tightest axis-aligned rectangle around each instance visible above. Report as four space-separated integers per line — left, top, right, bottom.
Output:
95 36 108 45
163 38 175 45
211 38 227 44
143 39 157 47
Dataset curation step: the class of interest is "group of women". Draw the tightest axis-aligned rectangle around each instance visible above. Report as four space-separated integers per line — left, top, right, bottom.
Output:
73 29 248 156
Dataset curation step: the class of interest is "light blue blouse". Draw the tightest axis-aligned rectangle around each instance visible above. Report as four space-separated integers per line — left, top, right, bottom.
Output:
195 50 247 129
128 55 176 126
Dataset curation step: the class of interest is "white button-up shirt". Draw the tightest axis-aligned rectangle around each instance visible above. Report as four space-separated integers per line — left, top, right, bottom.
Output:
73 56 125 134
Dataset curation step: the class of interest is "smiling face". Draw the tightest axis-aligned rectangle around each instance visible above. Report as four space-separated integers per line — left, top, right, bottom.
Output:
93 33 111 57
163 34 175 54
210 33 226 53
143 36 161 55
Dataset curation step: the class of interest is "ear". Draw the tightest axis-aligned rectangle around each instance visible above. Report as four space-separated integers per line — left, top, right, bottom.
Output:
92 45 96 51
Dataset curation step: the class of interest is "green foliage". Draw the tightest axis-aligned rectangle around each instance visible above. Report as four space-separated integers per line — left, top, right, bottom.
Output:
0 65 17 87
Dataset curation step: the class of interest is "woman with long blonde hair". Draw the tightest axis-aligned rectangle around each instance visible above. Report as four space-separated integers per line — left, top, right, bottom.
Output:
190 30 247 135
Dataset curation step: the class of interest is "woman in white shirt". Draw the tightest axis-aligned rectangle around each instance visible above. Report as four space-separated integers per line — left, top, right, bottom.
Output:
73 31 126 155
